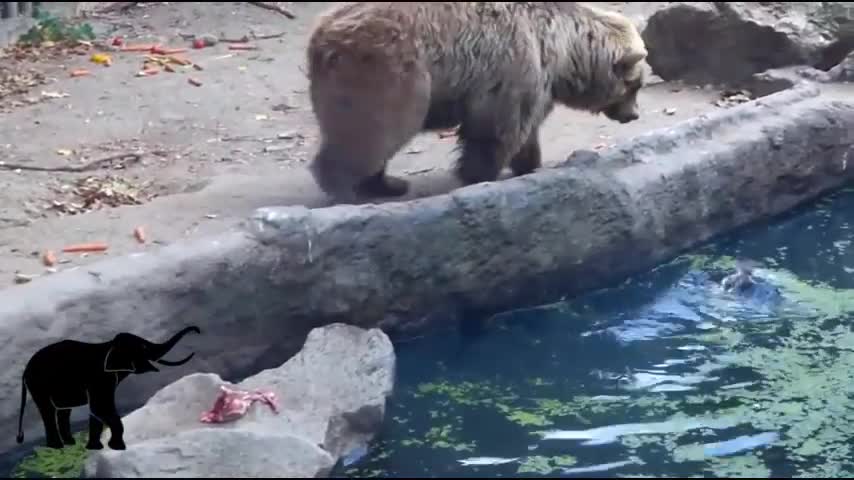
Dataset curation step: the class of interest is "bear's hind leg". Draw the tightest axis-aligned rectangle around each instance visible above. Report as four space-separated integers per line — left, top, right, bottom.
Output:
355 170 410 198
309 56 431 202
509 130 542 177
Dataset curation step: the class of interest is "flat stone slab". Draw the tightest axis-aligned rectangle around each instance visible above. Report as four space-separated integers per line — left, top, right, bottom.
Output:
2 83 854 452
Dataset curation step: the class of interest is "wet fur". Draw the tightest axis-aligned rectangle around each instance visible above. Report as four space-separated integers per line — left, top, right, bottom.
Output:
307 2 648 202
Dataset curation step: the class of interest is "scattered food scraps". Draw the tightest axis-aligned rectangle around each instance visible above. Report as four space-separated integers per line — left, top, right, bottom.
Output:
0 66 47 102
14 273 38 285
120 43 156 52
42 250 57 267
69 69 90 78
136 68 159 77
90 53 112 66
193 34 218 49
437 127 458 139
62 242 108 254
715 89 752 108
41 91 70 99
56 149 73 156
151 46 188 55
50 174 153 215
168 55 192 66
255 114 269 121
229 44 258 51
663 107 677 115
199 385 280 424
111 36 124 47
133 226 146 244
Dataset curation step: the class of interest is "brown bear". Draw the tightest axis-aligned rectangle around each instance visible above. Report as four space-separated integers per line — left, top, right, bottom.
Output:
306 2 648 202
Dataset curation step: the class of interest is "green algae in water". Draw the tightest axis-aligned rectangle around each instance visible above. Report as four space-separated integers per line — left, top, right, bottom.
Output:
516 455 577 475
12 432 89 478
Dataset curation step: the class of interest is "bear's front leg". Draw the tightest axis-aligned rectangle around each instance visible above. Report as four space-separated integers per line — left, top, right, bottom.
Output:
455 89 543 186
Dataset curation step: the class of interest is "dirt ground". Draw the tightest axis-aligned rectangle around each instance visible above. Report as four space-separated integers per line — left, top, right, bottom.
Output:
0 2 725 286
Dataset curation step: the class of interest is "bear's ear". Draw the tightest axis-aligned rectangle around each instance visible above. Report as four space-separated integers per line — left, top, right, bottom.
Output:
614 50 646 78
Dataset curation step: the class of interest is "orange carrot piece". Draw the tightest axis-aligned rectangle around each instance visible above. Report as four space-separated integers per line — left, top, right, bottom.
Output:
228 44 258 51
168 55 192 65
120 44 157 52
62 242 109 253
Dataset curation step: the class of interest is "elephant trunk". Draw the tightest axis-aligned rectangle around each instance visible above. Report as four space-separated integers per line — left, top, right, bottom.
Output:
147 326 201 365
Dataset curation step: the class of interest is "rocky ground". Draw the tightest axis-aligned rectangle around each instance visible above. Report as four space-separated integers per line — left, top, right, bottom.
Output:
0 2 725 285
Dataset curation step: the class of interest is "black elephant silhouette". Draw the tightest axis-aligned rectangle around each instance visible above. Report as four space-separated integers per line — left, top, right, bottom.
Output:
16 326 201 450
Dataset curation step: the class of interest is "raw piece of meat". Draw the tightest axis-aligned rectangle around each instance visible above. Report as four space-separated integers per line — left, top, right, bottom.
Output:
199 385 280 423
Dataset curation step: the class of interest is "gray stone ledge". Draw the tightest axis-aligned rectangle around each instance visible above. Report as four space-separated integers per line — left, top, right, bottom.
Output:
2 83 853 452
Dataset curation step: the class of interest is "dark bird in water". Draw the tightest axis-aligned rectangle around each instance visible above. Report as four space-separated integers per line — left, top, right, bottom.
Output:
721 258 782 304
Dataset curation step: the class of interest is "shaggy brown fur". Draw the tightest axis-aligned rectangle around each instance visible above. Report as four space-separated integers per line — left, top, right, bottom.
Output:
306 2 648 202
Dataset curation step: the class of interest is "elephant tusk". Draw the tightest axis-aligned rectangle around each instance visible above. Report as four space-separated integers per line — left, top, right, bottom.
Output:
155 352 195 366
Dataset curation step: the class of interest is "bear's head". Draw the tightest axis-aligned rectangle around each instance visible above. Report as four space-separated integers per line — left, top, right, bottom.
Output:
600 52 646 123
595 10 648 124
553 6 649 125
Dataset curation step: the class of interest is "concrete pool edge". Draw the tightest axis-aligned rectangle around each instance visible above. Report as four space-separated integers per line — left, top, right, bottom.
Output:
2 83 854 452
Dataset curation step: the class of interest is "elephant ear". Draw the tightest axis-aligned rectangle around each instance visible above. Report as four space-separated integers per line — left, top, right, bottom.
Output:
104 345 136 373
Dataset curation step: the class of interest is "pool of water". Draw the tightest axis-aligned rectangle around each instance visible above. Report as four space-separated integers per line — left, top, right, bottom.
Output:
337 188 854 478
6 189 854 478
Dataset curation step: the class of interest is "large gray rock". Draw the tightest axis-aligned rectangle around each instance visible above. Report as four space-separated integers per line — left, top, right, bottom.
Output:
642 2 854 84
829 51 854 82
83 324 395 478
2 84 854 453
